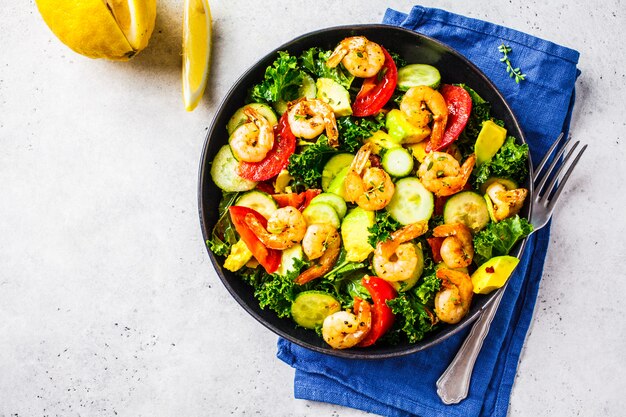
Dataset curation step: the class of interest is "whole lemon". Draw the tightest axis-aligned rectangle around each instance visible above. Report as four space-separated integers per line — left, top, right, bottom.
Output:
35 0 157 61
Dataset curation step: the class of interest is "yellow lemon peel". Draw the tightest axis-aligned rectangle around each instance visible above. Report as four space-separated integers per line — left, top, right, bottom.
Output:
182 0 213 111
35 0 156 61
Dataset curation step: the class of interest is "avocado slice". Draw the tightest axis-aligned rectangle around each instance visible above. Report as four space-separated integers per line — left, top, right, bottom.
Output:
316 77 352 117
367 130 400 154
475 120 507 166
385 109 431 144
326 166 350 198
471 255 519 294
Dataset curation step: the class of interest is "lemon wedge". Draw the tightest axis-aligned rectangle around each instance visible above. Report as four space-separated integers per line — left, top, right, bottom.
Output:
182 0 213 111
35 0 156 60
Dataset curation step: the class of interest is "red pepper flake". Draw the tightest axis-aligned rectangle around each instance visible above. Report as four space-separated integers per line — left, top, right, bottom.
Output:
485 266 495 273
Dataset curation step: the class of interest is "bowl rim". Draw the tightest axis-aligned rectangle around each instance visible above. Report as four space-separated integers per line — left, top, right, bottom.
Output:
198 24 533 359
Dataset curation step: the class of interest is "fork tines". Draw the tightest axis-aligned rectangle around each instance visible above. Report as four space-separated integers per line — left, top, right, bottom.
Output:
533 132 587 209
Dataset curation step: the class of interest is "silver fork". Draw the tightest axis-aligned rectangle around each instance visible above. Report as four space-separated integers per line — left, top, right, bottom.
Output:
436 132 587 405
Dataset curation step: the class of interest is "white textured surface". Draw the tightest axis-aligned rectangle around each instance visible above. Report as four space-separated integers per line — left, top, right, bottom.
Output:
1 1 625 416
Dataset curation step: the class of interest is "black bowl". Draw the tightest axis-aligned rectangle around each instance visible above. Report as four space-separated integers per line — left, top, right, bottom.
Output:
198 25 532 359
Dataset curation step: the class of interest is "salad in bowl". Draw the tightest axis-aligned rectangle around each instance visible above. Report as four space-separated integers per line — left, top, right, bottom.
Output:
202 28 533 354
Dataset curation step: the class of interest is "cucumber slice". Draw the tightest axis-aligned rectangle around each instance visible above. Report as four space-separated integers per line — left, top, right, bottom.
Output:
226 103 278 136
273 74 317 115
382 147 414 177
321 153 354 191
443 191 490 232
302 202 341 229
341 207 375 262
210 145 257 192
310 192 347 219
276 243 304 277
386 177 434 225
479 177 518 195
235 190 278 219
397 64 441 91
290 291 341 329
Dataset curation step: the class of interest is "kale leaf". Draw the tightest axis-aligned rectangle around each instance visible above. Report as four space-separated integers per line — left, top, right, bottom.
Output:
337 113 386 153
367 211 401 248
388 50 407 69
206 192 240 256
238 258 308 319
414 266 440 306
387 292 438 343
473 215 533 265
299 47 354 90
287 135 337 189
473 136 530 187
248 51 306 104
385 249 440 343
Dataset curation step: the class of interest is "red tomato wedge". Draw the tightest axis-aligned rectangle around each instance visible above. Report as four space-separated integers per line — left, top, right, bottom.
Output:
238 112 296 182
352 46 398 117
272 189 321 211
426 84 472 152
228 206 281 274
427 237 445 264
357 276 397 347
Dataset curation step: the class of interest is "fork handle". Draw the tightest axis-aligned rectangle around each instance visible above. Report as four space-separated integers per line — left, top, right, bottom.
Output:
436 288 505 404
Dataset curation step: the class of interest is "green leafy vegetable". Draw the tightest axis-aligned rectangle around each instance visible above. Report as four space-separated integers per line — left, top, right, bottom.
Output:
300 47 354 90
473 215 533 265
388 50 407 69
473 136 530 187
287 135 337 189
238 258 308 319
387 292 438 343
386 254 440 343
414 263 439 305
343 274 371 301
367 210 401 248
324 249 367 282
248 51 307 104
206 192 240 256
337 113 386 153
498 44 526 83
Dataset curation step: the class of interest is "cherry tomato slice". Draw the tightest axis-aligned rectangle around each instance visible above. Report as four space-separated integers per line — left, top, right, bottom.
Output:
426 84 472 152
238 112 296 182
427 237 445 264
272 189 321 211
357 276 397 347
228 206 281 274
352 46 398 117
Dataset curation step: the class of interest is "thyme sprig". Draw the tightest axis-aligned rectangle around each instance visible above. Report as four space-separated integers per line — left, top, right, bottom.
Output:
498 43 526 83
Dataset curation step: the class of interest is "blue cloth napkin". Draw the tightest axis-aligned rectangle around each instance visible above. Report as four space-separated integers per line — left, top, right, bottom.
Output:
277 6 580 417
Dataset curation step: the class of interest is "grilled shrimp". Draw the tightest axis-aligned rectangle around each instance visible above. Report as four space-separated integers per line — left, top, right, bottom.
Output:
418 152 476 197
326 36 385 78
434 268 474 324
296 227 341 285
344 143 395 211
486 181 528 221
244 206 307 250
400 85 448 148
322 297 372 349
287 98 339 147
229 107 274 162
432 223 474 269
372 221 429 282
